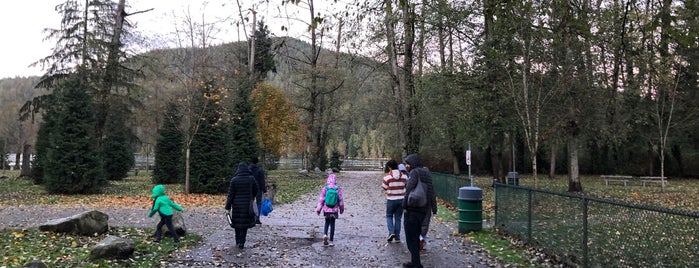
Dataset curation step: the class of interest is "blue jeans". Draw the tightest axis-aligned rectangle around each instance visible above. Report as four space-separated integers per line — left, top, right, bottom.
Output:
323 212 337 241
386 199 403 239
155 212 179 242
404 210 426 267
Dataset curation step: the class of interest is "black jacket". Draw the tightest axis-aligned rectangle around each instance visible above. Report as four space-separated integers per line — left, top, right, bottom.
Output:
402 154 437 214
225 163 259 229
249 163 267 193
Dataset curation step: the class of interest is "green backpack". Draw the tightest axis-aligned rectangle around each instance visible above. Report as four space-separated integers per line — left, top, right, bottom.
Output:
325 186 339 207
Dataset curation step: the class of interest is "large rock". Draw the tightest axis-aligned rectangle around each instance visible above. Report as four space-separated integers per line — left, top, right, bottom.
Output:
158 210 187 236
23 260 48 268
39 210 109 236
90 235 135 260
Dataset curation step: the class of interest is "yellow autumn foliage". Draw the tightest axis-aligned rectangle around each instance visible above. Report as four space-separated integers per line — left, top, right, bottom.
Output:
250 82 303 157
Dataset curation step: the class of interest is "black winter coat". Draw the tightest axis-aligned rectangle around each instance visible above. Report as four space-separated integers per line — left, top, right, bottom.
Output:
249 163 267 194
402 154 438 214
225 163 259 229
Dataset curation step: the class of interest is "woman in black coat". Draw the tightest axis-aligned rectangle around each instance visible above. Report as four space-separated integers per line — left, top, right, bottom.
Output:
225 162 259 249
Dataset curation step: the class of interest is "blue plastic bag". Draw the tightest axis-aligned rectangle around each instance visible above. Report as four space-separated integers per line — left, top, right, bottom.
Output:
260 197 273 216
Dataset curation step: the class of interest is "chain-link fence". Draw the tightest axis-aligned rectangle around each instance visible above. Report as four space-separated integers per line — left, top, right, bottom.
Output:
495 183 699 267
432 172 471 206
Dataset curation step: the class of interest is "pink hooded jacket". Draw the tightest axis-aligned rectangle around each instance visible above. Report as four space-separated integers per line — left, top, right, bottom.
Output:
315 174 345 215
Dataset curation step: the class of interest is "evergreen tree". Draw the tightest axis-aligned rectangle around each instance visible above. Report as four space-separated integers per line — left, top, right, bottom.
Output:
101 101 134 180
31 118 52 185
153 103 184 184
189 80 230 193
247 21 277 81
227 81 259 170
43 77 105 194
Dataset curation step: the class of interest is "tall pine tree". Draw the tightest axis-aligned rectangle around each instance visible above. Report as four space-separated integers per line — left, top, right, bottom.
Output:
227 81 259 169
153 102 184 184
43 77 104 194
189 80 230 193
101 101 134 180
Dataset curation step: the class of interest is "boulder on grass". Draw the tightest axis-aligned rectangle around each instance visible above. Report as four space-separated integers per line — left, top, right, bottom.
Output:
23 259 48 268
90 235 134 260
39 210 109 236
157 210 187 236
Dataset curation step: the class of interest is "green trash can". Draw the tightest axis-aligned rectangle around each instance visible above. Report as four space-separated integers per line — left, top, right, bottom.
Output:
507 172 519 185
458 186 483 233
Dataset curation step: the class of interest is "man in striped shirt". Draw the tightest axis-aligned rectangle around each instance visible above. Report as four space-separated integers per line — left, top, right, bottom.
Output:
382 159 408 243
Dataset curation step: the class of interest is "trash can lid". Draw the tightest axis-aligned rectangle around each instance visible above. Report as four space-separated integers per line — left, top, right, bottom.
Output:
458 186 482 199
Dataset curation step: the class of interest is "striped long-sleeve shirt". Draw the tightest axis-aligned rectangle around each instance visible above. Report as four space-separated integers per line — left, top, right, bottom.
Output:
382 169 408 200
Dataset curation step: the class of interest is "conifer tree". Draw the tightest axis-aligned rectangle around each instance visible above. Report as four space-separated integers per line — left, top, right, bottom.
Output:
153 103 184 184
101 101 134 180
227 82 259 169
31 117 53 185
189 80 230 193
43 77 104 194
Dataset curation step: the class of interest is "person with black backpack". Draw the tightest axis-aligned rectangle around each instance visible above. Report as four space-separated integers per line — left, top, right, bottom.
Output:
315 173 345 247
402 154 437 268
249 157 267 224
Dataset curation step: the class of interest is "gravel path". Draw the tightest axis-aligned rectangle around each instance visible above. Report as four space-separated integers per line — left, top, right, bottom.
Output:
0 171 502 267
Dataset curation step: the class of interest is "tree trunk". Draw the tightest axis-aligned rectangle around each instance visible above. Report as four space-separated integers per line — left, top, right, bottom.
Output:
14 152 20 171
20 144 31 177
548 142 557 178
400 0 418 154
185 145 191 194
490 132 505 182
452 153 460 175
567 137 582 192
671 145 684 177
647 143 655 176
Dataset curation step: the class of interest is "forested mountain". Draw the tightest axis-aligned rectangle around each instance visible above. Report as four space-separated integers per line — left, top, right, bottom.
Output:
128 36 395 163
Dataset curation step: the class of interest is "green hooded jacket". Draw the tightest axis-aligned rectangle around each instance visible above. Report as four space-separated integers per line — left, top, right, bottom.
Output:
148 185 183 217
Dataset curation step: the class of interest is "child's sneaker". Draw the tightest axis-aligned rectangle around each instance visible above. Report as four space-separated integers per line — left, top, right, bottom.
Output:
329 241 335 247
419 235 425 250
323 235 329 246
386 234 395 242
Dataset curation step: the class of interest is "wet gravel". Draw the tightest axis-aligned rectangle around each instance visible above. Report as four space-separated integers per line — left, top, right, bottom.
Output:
0 171 503 267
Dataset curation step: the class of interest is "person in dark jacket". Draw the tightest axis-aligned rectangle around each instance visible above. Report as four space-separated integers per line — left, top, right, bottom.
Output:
249 157 267 224
225 162 259 249
401 154 437 268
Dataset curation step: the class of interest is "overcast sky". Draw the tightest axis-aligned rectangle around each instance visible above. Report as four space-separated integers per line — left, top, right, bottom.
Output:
0 0 324 79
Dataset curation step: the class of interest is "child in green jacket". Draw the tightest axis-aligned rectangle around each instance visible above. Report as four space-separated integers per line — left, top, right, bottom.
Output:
148 184 183 242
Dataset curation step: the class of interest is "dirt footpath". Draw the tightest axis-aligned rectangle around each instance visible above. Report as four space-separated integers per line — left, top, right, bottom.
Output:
165 171 501 267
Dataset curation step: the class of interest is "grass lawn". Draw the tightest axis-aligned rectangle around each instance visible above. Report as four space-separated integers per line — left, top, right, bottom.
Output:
438 174 699 267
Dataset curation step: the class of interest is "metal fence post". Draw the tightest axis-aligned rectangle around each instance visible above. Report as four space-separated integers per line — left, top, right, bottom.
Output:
527 189 532 243
494 183 499 227
583 197 589 268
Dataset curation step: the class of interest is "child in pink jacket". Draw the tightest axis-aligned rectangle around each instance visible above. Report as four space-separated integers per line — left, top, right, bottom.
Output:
315 173 345 246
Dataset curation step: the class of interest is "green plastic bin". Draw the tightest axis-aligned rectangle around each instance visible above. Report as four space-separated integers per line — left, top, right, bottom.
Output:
458 186 483 233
